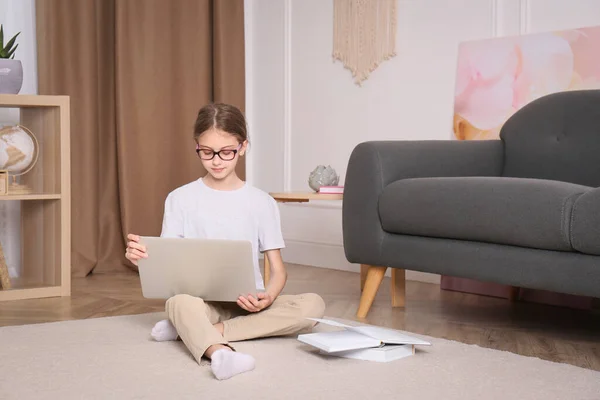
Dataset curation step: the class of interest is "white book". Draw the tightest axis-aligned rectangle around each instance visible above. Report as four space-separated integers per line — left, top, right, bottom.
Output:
297 318 431 363
320 343 415 363
299 330 382 353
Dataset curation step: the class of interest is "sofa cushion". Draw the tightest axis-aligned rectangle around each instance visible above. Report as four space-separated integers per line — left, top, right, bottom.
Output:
378 177 590 252
570 188 600 255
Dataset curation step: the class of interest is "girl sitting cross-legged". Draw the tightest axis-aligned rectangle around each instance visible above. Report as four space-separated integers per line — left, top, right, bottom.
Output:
125 103 326 380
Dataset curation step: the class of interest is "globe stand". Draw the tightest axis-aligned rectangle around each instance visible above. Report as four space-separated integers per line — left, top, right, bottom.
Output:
8 176 32 195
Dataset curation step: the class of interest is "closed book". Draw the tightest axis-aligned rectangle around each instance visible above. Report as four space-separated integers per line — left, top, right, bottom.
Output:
298 330 382 353
320 343 415 363
318 186 344 194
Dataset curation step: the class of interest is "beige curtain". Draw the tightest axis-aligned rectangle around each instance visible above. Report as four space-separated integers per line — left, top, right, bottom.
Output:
36 0 246 276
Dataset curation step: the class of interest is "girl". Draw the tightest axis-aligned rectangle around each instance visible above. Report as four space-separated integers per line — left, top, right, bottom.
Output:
125 103 325 380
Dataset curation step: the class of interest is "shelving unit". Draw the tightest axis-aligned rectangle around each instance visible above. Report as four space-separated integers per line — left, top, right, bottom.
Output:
0 94 70 301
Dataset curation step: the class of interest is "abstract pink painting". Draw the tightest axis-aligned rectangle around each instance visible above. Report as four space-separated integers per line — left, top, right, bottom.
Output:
452 25 600 141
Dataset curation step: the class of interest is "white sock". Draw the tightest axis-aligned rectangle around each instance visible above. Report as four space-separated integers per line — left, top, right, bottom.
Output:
151 319 178 341
210 348 255 380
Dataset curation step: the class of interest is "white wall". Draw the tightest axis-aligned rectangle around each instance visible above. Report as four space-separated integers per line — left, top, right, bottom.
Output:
0 0 38 277
245 0 600 283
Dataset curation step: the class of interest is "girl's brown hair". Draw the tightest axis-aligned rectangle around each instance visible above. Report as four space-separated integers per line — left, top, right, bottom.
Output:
193 103 248 143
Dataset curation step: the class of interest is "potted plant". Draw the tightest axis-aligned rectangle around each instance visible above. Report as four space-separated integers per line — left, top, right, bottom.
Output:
0 25 22 94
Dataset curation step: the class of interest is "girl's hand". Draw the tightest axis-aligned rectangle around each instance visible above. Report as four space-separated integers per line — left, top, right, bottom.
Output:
125 233 148 266
237 292 274 313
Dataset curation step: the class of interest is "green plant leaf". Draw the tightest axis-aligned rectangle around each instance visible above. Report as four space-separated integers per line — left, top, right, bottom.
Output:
4 32 20 54
0 25 4 49
0 49 6 58
6 43 18 59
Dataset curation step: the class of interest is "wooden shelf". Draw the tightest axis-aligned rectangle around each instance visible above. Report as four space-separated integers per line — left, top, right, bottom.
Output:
0 286 63 301
0 194 61 201
0 276 66 301
269 191 344 202
0 94 69 108
0 94 71 301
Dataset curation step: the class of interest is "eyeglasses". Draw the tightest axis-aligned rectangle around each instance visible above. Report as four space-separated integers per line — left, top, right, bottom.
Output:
196 143 242 161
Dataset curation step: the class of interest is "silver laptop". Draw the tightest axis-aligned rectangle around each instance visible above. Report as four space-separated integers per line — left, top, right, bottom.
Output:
137 236 258 302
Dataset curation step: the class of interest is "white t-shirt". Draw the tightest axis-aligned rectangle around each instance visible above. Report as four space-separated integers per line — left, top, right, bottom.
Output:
160 178 285 291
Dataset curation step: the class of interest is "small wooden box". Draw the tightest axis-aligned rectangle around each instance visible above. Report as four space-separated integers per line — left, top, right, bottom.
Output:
0 170 7 195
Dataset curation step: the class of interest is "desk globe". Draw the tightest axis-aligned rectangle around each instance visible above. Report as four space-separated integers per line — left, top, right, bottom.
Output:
0 124 39 194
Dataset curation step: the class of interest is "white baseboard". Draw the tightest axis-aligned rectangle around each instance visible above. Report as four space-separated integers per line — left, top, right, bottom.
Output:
278 239 441 285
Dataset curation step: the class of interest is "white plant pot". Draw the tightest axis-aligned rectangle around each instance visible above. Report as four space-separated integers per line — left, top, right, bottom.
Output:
0 59 23 94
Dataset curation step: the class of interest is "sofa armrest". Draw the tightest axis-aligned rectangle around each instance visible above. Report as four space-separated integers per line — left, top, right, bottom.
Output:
342 140 504 265
571 187 600 255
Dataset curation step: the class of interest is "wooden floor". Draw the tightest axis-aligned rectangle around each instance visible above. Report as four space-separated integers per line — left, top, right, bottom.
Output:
1 263 599 371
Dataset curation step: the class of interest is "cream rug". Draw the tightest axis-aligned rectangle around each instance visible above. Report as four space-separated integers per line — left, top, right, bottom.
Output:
0 313 598 400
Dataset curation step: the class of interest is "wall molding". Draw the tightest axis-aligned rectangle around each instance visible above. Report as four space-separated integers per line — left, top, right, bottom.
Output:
282 239 441 284
283 0 293 191
519 0 530 34
282 201 342 210
491 0 499 37
282 237 343 248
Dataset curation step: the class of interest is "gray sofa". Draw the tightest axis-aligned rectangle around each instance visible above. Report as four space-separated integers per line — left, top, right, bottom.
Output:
343 90 600 317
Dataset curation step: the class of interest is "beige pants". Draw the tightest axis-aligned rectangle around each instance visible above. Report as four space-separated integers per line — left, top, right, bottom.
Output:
165 293 326 363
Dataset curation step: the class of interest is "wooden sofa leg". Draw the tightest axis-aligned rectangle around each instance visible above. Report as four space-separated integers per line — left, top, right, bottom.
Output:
391 268 406 308
360 264 368 291
357 265 387 318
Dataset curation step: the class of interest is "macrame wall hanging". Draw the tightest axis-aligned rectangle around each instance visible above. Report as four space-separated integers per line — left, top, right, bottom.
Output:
333 0 398 86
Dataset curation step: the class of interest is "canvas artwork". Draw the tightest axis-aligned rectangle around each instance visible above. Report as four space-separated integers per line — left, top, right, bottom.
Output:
452 25 600 141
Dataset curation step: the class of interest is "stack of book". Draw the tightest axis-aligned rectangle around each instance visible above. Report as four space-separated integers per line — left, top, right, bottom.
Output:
298 318 431 362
